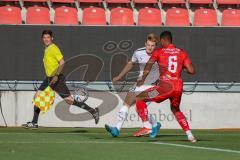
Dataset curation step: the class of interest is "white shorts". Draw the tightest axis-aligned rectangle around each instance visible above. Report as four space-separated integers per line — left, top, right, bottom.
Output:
129 85 155 96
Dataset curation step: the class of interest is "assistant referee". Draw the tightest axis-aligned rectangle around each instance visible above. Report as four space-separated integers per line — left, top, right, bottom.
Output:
23 30 99 129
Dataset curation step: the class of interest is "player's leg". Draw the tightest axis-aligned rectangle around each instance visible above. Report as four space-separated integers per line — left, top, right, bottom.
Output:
105 91 137 137
115 92 136 130
170 92 197 143
133 99 152 136
54 74 99 124
134 85 172 137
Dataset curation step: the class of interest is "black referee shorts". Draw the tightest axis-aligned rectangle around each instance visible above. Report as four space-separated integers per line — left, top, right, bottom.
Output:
38 74 71 98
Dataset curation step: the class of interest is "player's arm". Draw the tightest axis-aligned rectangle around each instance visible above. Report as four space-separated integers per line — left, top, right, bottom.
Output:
183 51 196 75
112 61 134 83
50 47 64 85
50 58 64 85
136 58 155 86
184 63 195 75
113 50 138 83
55 58 65 76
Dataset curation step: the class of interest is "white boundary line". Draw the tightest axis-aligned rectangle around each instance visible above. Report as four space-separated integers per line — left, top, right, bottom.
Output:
0 140 239 154
152 142 240 154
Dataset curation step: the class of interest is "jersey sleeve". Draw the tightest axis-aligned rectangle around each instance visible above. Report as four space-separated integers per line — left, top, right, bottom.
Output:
53 46 63 62
131 51 138 63
182 50 192 66
150 49 159 62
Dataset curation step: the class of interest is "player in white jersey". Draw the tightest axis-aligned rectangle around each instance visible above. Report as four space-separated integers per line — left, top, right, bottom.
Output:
105 34 161 138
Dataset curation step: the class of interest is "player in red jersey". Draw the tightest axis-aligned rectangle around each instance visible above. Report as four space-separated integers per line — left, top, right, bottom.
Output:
134 31 197 143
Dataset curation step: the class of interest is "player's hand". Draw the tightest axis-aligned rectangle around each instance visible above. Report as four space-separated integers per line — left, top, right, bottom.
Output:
112 76 121 84
137 79 144 87
50 76 58 85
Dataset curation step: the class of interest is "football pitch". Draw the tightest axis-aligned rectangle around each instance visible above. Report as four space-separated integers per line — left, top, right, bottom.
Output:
0 127 239 160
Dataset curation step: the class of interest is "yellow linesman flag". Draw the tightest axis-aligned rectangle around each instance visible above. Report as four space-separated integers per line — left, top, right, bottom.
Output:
33 86 55 113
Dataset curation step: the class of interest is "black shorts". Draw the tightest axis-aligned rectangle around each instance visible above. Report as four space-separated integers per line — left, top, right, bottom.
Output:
38 74 71 98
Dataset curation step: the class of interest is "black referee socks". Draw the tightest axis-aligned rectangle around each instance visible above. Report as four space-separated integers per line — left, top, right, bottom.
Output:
73 100 95 114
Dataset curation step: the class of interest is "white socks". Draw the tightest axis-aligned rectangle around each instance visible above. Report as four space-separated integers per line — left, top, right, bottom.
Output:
116 105 129 131
115 106 156 131
186 130 194 138
149 114 157 127
143 121 152 129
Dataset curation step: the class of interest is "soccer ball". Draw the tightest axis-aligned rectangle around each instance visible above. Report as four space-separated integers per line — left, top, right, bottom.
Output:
73 87 89 102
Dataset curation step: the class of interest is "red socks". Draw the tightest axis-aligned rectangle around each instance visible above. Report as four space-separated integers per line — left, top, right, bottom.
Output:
136 100 190 132
136 100 148 122
174 111 190 132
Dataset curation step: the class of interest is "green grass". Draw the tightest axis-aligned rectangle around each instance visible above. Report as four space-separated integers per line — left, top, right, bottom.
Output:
0 127 239 160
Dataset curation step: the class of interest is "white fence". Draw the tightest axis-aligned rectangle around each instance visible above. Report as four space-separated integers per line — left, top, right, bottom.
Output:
0 91 240 129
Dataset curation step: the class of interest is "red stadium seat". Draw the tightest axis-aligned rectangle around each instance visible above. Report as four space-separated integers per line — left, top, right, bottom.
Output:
221 9 240 26
188 0 213 5
54 6 78 25
0 6 21 24
165 8 190 26
193 8 217 26
138 8 162 26
161 0 185 4
82 7 106 25
110 7 134 25
133 0 158 4
217 0 240 5
51 0 75 3
26 6 50 24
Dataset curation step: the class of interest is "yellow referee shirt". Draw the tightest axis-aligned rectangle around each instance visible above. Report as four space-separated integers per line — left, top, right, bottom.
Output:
43 43 63 77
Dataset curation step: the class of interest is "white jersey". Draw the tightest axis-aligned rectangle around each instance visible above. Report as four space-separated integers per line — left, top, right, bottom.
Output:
131 47 159 85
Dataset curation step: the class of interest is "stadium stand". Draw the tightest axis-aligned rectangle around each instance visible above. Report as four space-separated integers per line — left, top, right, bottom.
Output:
23 0 48 2
217 0 240 5
165 8 190 26
0 6 22 24
82 7 106 25
51 0 74 3
23 0 48 7
133 0 158 8
133 0 158 4
110 7 134 25
138 7 162 26
0 0 239 26
78 0 102 2
193 8 218 26
26 6 50 24
54 6 78 25
78 0 103 8
51 0 75 3
161 0 185 4
106 0 131 3
0 0 20 7
189 0 213 4
161 0 186 8
221 9 240 26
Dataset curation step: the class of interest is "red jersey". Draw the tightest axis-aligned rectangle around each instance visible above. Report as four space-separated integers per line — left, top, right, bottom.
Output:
151 44 192 81
150 44 192 92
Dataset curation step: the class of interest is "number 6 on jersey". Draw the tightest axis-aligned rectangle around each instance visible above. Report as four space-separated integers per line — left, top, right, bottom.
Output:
168 56 177 73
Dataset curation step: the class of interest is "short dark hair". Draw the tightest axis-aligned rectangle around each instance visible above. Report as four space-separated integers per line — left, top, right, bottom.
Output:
160 31 172 43
42 30 53 38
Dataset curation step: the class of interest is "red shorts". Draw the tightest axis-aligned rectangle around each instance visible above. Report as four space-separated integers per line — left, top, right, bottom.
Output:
144 80 183 108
